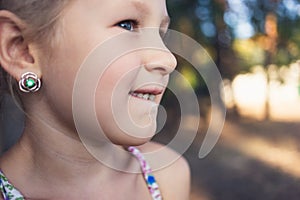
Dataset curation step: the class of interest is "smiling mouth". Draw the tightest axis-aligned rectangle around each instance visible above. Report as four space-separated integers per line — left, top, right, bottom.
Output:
129 92 156 101
129 87 164 102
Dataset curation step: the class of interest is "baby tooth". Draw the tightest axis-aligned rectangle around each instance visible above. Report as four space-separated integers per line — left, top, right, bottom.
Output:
149 95 155 101
143 94 149 100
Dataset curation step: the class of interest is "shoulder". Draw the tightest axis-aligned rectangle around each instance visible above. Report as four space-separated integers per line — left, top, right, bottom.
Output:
139 142 191 200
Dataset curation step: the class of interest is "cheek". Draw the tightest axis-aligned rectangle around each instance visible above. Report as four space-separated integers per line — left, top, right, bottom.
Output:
40 43 88 130
94 57 139 132
96 55 140 107
94 56 157 144
41 60 78 127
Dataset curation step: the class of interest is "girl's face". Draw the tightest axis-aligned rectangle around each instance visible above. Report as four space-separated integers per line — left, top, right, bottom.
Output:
39 0 176 146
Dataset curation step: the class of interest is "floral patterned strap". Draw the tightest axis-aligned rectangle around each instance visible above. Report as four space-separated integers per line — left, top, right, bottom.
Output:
128 146 163 200
0 171 24 200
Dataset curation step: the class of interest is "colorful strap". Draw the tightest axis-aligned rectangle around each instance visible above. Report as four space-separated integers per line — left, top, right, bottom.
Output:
128 146 163 200
0 172 24 200
0 146 162 200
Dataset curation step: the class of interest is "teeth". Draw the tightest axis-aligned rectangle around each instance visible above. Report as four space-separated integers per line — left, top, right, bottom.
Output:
143 94 149 100
130 92 156 101
149 95 155 101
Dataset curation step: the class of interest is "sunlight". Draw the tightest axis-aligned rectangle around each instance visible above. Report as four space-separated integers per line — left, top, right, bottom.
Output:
227 64 300 121
231 66 267 120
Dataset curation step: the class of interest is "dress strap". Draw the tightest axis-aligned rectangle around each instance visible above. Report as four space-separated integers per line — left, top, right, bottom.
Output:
0 171 24 200
128 146 163 200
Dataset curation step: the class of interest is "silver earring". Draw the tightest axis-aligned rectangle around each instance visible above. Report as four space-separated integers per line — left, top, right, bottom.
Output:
19 72 41 93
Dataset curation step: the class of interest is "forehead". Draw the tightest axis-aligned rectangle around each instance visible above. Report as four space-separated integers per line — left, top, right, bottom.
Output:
128 0 167 12
81 0 169 16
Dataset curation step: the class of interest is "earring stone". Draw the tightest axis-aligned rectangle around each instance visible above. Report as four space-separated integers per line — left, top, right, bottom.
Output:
19 72 41 93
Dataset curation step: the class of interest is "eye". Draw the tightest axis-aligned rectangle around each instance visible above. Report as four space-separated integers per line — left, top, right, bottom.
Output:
117 20 139 31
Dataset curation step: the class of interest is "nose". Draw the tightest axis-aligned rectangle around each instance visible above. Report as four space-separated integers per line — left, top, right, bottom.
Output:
142 42 177 76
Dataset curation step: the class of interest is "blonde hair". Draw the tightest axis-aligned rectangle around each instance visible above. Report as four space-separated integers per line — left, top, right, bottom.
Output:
0 0 70 97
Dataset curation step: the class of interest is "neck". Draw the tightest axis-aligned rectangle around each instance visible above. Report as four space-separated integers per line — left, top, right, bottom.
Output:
0 115 140 198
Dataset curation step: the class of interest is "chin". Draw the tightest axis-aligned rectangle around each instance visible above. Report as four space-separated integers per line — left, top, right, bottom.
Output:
106 125 157 147
109 136 152 147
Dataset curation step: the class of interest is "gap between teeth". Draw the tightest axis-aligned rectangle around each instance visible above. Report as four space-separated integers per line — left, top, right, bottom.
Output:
131 92 156 101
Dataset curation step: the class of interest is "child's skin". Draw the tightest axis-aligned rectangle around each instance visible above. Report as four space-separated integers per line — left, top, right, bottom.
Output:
0 0 190 199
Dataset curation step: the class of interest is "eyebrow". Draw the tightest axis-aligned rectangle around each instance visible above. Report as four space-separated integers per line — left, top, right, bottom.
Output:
130 0 171 28
131 1 151 16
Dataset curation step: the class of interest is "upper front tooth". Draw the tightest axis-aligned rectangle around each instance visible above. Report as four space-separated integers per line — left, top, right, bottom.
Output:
149 95 155 101
137 93 143 98
143 94 149 100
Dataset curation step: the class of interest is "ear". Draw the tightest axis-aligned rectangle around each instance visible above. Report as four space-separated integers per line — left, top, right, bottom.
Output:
0 10 41 81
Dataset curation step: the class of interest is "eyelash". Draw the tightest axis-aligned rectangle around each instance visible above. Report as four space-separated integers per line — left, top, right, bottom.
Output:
117 19 140 31
116 19 168 39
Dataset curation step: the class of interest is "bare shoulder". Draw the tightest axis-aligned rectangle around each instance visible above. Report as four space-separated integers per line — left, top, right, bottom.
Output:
139 142 191 200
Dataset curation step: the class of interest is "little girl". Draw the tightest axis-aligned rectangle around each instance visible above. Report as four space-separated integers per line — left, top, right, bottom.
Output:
0 0 190 199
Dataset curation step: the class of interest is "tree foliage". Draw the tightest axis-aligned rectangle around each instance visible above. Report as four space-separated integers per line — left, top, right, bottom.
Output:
167 0 300 84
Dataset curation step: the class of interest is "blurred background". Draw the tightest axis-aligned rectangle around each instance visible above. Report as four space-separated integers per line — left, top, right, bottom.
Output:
155 0 300 199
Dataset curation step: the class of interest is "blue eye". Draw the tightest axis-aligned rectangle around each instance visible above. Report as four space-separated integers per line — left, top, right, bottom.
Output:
117 20 137 31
